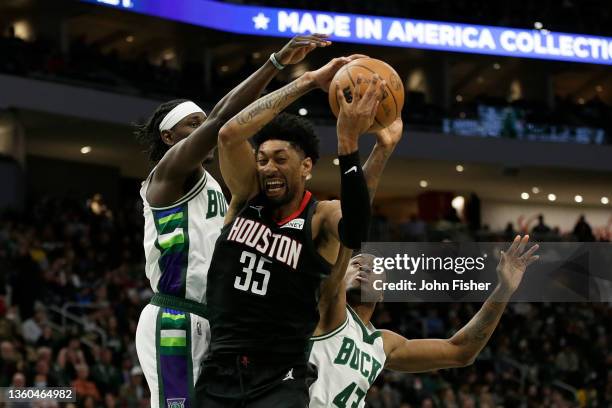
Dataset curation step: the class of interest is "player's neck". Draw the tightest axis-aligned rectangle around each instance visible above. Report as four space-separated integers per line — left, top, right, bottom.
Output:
348 302 376 326
270 187 306 222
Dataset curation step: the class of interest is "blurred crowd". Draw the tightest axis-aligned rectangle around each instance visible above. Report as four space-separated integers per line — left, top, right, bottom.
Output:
0 195 148 407
370 209 612 244
0 192 610 407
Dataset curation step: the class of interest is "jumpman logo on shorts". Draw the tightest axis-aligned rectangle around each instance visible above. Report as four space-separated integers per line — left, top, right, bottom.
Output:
283 368 294 381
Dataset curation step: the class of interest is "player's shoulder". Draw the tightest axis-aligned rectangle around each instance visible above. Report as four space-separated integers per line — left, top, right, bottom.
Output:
379 329 404 356
313 199 340 216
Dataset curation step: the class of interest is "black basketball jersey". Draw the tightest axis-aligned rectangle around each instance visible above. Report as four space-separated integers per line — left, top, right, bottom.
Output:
205 191 332 359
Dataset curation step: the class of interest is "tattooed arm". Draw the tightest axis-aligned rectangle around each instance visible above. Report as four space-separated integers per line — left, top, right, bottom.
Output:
382 236 539 372
218 56 362 206
314 119 403 334
363 118 403 202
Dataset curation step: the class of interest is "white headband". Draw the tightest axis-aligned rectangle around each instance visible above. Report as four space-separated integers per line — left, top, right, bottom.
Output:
159 101 206 132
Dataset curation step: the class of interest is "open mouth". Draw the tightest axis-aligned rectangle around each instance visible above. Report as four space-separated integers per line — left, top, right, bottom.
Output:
265 179 285 195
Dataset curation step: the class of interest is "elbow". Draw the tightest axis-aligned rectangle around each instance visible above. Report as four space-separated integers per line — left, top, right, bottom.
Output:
453 349 477 367
448 340 477 367
217 121 236 148
456 355 476 367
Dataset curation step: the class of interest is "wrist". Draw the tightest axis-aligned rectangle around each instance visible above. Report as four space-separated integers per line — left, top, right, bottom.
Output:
338 134 359 155
491 284 514 302
301 71 316 88
338 150 361 171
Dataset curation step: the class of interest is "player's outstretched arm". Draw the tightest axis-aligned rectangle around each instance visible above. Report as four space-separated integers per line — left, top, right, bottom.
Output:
382 235 539 373
316 246 353 335
364 117 403 200
315 119 402 334
218 55 364 204
155 35 331 183
317 74 385 254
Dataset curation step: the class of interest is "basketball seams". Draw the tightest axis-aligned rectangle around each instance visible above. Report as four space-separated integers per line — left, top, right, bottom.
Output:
347 63 400 121
347 66 383 131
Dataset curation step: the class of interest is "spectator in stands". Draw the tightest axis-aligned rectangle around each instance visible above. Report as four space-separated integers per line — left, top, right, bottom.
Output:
50 348 71 387
0 340 19 386
21 307 47 344
400 214 427 240
72 363 101 402
503 222 516 241
573 215 595 241
91 347 121 395
119 365 147 406
532 214 551 236
370 205 391 241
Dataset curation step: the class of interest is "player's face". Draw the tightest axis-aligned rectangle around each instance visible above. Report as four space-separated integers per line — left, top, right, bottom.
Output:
345 253 384 301
256 140 312 206
162 112 214 163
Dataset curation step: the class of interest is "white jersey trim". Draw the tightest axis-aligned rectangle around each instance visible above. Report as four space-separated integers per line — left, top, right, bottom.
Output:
310 314 350 342
149 171 208 210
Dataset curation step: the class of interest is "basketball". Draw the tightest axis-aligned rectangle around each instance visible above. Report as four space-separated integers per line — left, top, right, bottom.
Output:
328 57 404 131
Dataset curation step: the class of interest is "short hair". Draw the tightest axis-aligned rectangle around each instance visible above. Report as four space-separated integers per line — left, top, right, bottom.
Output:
251 113 320 165
134 99 189 164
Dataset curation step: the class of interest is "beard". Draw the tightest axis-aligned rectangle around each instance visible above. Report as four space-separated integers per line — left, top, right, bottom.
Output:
260 175 293 208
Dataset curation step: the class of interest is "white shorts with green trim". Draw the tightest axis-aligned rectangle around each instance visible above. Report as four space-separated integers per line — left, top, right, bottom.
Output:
135 303 210 408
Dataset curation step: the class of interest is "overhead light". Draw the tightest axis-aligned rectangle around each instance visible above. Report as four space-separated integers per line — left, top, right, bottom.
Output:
298 108 308 116
13 20 33 41
332 158 339 166
574 195 583 203
419 180 428 188
252 52 261 59
596 85 603 93
220 65 229 72
162 50 175 61
455 164 464 173
601 197 609 205
578 98 585 105
455 95 463 102
521 192 529 200
493 63 501 70
80 146 92 154
125 35 134 43
532 186 540 194
451 196 465 212
534 21 543 30
548 193 556 202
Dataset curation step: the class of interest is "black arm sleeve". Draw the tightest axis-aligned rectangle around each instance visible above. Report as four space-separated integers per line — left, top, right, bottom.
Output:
337 150 371 249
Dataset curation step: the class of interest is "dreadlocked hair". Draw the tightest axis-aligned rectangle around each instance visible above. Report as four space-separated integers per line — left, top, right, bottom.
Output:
133 99 189 164
252 113 320 165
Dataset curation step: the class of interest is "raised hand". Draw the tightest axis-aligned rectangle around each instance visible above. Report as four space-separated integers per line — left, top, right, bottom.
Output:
309 54 368 92
374 117 403 151
275 34 331 66
496 235 539 294
336 74 386 142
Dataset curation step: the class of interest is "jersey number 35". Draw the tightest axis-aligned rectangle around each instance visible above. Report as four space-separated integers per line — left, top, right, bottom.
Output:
234 250 271 296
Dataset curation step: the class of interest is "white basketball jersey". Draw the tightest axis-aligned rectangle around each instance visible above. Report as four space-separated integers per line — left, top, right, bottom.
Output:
140 169 227 303
308 306 386 408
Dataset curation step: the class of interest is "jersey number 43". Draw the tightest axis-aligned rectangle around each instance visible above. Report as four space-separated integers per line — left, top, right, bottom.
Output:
234 250 271 296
